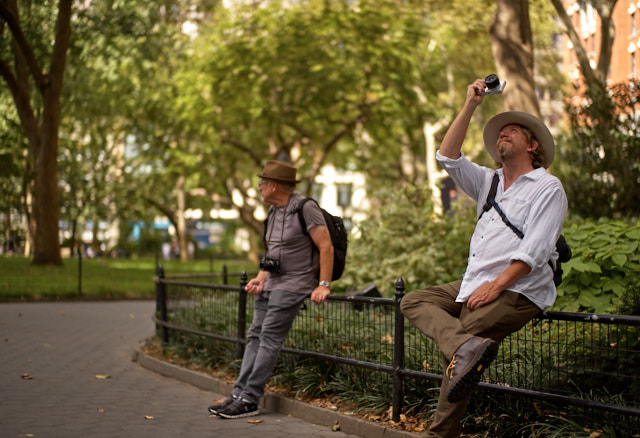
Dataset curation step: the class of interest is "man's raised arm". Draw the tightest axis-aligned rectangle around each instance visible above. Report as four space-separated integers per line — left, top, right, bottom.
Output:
439 79 486 160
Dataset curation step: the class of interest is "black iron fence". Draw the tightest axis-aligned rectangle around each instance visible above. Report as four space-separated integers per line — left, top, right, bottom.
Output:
153 266 640 433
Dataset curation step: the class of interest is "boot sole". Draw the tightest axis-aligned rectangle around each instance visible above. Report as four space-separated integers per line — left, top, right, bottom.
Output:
218 408 260 419
446 339 499 403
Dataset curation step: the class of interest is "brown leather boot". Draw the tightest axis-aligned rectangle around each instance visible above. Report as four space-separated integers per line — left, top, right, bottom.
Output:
445 336 499 403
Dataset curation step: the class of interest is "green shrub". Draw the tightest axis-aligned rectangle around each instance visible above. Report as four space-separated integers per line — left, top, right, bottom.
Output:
338 184 475 295
555 219 640 314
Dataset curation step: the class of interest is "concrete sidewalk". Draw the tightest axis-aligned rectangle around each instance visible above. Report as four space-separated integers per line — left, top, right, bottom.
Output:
0 301 416 438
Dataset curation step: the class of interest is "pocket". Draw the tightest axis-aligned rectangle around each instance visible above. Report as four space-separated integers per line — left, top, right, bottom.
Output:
501 197 531 231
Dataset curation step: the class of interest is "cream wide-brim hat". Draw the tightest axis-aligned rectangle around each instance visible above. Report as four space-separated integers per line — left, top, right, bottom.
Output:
483 111 555 168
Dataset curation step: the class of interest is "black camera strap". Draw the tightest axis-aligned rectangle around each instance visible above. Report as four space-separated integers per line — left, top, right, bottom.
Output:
479 173 524 239
263 196 290 262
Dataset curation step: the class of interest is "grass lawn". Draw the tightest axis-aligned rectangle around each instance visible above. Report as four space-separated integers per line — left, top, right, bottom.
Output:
0 256 254 301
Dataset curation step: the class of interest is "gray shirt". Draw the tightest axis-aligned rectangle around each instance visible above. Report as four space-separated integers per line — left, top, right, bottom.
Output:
263 193 327 294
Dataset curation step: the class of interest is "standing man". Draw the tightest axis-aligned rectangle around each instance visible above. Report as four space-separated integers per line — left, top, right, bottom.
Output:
401 79 568 437
209 160 333 419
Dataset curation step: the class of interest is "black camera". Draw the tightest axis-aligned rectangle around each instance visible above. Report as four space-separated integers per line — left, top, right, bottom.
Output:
260 256 281 273
484 73 506 95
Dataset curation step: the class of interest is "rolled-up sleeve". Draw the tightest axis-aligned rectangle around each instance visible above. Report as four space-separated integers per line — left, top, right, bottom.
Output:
436 151 490 202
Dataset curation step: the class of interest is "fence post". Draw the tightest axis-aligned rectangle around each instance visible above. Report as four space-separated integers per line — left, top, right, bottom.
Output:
155 264 169 347
77 247 83 296
237 270 248 360
223 264 228 285
392 277 406 422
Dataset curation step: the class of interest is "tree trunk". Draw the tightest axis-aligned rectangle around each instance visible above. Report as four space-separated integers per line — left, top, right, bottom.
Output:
22 179 34 256
489 0 541 117
0 0 72 265
424 120 449 216
32 133 63 265
3 212 10 253
176 175 189 262
69 217 77 258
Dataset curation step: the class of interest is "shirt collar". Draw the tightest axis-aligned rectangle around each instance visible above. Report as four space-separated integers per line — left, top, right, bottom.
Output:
497 167 546 182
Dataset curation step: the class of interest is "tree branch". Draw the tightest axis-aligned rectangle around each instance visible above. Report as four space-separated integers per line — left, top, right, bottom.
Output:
142 195 178 230
0 0 47 88
48 0 73 90
220 137 262 165
0 57 38 147
550 0 605 91
592 0 617 81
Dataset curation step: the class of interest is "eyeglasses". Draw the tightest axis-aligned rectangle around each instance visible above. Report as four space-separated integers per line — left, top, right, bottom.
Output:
258 180 272 188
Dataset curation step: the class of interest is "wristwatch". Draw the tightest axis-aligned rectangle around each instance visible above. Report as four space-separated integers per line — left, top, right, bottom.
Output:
319 280 331 289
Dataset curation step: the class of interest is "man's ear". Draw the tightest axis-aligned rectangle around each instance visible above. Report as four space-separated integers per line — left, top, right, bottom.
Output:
527 139 539 153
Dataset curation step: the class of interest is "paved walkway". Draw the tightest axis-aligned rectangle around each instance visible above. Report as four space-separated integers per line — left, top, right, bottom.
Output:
0 301 369 438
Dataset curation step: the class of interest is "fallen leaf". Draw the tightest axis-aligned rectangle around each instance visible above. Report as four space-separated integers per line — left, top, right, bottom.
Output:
94 374 111 380
248 419 263 424
331 422 341 431
97 408 105 413
144 416 154 420
21 373 33 380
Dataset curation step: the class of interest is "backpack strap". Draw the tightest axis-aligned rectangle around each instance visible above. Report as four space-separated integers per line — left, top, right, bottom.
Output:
294 198 314 236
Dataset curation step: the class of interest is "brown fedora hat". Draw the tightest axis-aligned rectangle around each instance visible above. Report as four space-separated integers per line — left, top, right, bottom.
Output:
257 160 301 183
483 111 555 168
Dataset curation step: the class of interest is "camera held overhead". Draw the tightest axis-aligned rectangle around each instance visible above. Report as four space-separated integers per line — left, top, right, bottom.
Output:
483 73 506 95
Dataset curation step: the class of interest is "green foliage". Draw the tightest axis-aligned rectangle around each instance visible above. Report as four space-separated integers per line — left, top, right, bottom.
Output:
554 219 640 314
555 79 640 218
338 184 475 295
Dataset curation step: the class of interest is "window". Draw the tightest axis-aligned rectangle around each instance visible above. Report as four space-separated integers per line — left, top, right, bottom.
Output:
311 183 324 205
336 184 352 208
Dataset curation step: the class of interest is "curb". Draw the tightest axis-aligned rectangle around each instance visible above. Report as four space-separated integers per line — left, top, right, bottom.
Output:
135 350 418 438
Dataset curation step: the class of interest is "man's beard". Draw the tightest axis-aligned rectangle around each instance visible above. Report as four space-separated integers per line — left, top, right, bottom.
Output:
496 141 514 164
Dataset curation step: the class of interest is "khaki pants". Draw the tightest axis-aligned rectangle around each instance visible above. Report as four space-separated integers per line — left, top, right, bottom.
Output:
400 280 540 438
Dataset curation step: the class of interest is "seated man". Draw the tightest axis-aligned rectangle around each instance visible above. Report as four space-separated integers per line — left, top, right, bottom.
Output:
401 79 568 437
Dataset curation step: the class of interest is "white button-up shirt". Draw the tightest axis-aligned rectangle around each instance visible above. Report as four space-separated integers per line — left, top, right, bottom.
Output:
436 151 568 309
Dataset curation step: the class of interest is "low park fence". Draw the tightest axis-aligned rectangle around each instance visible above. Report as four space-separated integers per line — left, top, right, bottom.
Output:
153 266 640 433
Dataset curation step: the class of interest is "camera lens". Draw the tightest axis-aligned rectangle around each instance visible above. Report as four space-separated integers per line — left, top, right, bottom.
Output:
485 74 500 89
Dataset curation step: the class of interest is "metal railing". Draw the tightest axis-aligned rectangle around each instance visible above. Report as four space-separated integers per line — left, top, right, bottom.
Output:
153 266 640 432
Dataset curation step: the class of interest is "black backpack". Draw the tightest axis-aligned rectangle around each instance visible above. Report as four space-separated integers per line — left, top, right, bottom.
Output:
262 197 348 281
479 173 571 286
295 198 348 281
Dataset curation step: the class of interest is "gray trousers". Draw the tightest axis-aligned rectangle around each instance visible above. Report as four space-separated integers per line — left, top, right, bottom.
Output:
232 289 308 405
